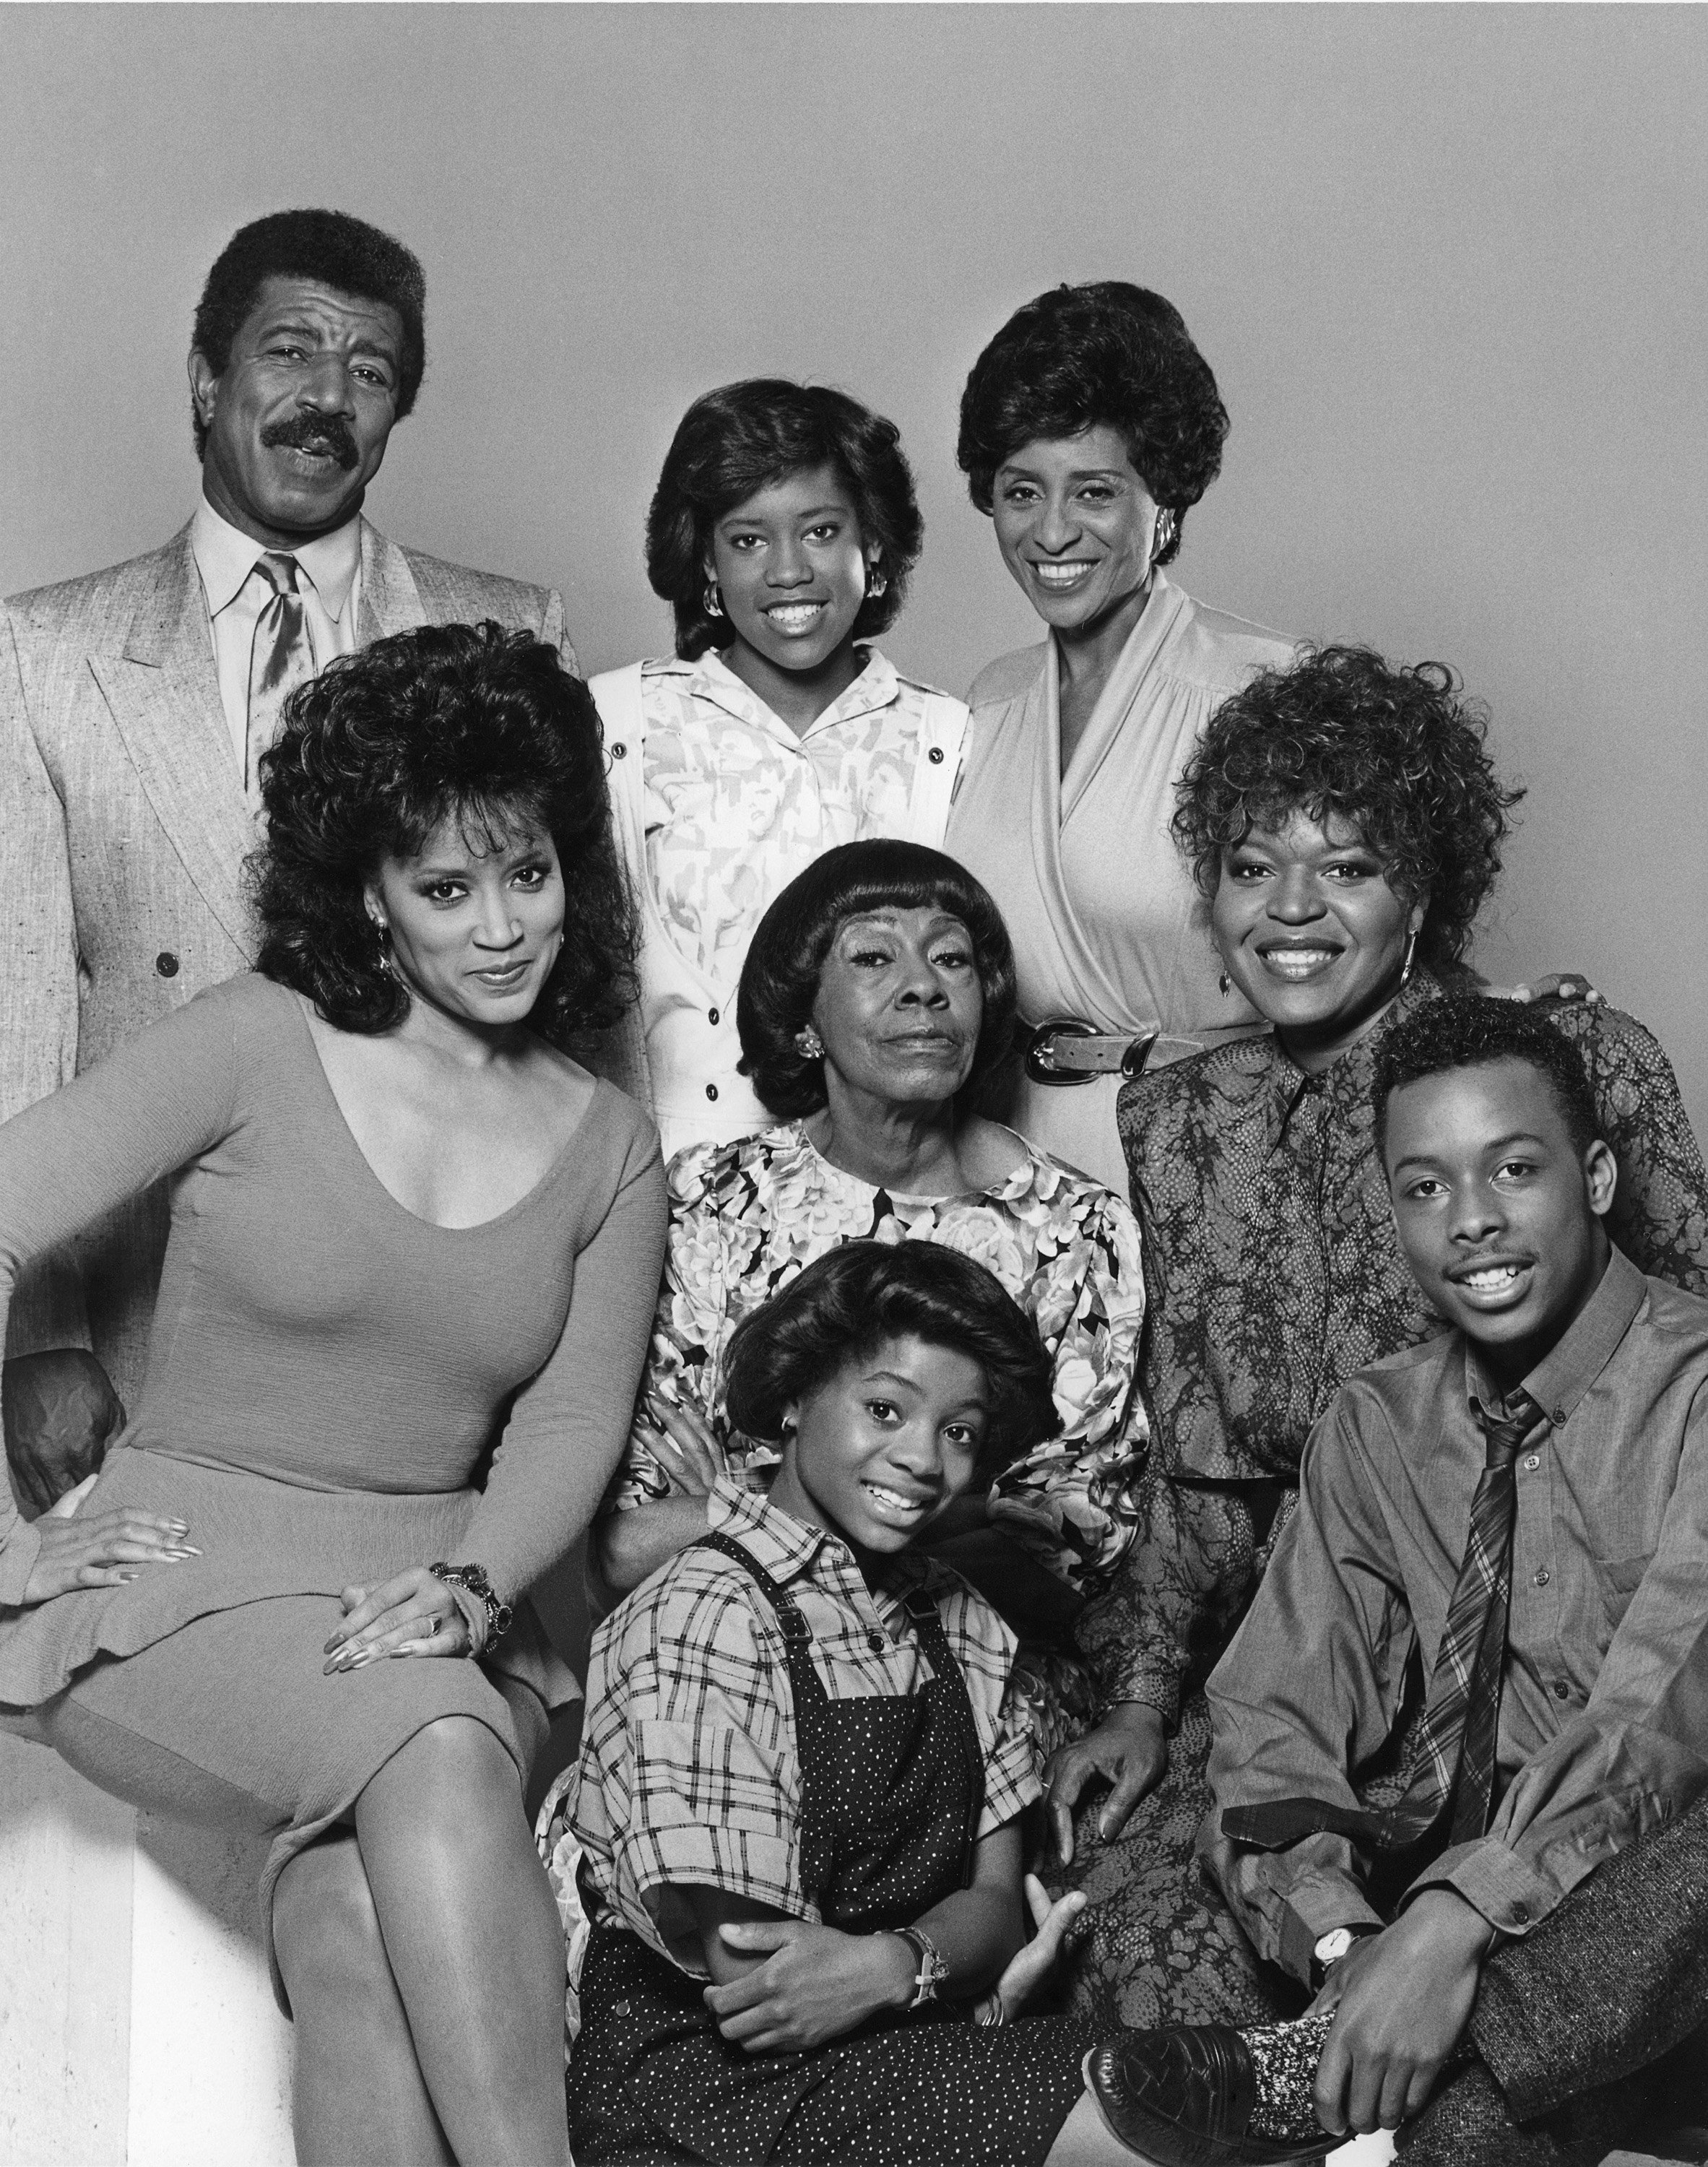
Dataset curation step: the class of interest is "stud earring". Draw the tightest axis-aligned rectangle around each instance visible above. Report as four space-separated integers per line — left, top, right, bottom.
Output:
1218 967 1232 996
704 579 724 618
794 1026 825 1060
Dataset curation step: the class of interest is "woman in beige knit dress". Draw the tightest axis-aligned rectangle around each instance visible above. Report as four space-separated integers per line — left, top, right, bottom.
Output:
0 623 666 2167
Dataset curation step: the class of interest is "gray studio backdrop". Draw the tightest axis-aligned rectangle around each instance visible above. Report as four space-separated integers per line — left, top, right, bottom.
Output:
6 2 1707 1143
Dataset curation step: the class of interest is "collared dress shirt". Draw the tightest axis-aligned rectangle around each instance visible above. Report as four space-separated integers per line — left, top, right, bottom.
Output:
599 1120 1147 1598
641 648 935 992
1202 1247 1708 1981
1085 977 1708 1718
188 495 361 772
568 1476 1039 1977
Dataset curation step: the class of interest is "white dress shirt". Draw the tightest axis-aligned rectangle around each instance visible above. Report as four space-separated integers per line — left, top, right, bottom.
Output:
188 496 363 774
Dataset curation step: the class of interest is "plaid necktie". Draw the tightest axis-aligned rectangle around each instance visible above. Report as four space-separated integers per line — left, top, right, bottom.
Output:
1383 1388 1550 1846
1219 1390 1553 1863
245 552 315 797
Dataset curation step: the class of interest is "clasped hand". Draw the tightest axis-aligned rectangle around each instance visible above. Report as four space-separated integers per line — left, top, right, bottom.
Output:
1309 1890 1496 2134
324 1566 483 1672
706 1876 1085 2055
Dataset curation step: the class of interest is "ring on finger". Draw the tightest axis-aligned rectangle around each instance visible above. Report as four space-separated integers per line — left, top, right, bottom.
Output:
425 1614 440 1638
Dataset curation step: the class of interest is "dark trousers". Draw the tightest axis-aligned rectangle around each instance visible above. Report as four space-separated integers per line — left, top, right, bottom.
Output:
1396 1801 1708 2164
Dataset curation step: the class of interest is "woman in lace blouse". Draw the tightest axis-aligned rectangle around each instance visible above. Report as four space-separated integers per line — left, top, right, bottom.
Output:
592 840 1147 1739
1042 645 1708 2034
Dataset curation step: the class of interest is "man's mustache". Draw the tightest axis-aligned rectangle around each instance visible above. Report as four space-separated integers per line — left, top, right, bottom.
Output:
260 413 360 470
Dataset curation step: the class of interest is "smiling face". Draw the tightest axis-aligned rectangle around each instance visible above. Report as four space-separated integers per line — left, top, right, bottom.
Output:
1212 809 1427 1070
768 1332 989 1557
706 462 876 681
366 809 566 1032
811 904 983 1115
1384 1057 1615 1382
990 424 1163 636
190 276 404 545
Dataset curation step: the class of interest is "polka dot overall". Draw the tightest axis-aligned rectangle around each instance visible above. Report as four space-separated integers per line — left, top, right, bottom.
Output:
568 1532 1091 2166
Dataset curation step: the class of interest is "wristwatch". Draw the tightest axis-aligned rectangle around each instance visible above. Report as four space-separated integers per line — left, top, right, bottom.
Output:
1309 1924 1376 1991
892 1926 950 2009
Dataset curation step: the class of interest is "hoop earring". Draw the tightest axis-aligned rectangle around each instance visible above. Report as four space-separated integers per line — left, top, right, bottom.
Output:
703 579 724 619
794 1026 825 1060
1400 928 1418 987
1218 967 1231 997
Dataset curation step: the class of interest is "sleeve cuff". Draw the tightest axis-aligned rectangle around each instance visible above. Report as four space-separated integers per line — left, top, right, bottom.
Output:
1278 1872 1387 1983
1405 1835 1562 1937
1098 1659 1182 1725
0 1518 43 1608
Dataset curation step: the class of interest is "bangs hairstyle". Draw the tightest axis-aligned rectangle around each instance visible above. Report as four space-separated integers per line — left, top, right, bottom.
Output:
956 281 1228 560
736 840 1017 1120
645 379 924 660
724 1241 1062 1477
191 208 427 457
1372 995 1603 1167
251 621 636 1039
1173 645 1526 973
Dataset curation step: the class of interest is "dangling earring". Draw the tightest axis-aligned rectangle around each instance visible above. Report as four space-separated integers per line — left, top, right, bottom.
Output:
794 1025 825 1060
1153 508 1177 561
1401 928 1418 986
864 564 888 601
370 914 401 984
703 579 724 618
1218 966 1232 997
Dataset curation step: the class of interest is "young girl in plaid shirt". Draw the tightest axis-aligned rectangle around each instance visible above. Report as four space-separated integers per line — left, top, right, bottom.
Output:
542 1241 1156 2164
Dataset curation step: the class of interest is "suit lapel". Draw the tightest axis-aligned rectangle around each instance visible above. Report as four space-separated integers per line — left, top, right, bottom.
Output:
357 520 428 642
89 527 257 957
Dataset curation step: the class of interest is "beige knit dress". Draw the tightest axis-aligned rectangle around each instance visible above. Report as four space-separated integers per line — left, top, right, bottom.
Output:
0 972 665 1989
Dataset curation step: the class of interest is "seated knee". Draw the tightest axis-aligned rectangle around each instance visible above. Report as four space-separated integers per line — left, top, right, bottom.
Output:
274 1838 388 1992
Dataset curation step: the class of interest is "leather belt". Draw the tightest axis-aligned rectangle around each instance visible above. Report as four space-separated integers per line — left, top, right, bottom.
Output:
1023 1017 1160 1086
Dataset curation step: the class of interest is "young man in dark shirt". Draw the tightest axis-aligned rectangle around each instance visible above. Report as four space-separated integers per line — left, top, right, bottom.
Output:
1087 998 1708 2166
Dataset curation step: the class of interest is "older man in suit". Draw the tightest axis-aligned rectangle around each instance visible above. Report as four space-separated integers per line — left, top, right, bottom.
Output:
1 207 578 1402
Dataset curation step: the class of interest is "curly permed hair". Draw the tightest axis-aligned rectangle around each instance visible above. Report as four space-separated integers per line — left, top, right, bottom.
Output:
191 209 427 457
956 282 1228 560
735 842 1018 1120
1373 995 1602 1164
1172 645 1525 972
724 1241 1062 1479
646 379 924 661
251 621 636 1039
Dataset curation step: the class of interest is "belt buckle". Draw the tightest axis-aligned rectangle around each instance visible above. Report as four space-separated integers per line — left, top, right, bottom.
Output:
1025 1016 1100 1087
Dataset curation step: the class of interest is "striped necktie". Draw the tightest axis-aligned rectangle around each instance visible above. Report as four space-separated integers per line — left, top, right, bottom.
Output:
1384 1388 1550 1846
1218 1389 1552 1864
245 552 316 797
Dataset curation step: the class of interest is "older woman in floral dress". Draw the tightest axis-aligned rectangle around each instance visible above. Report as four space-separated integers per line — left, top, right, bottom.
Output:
593 839 1146 1752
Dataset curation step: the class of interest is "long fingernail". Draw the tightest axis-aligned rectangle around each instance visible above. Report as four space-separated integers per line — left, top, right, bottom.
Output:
167 1546 201 1557
167 1521 190 1535
347 1647 378 1669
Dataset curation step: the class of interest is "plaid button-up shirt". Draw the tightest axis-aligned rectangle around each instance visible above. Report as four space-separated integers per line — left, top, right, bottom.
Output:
571 1476 1039 1975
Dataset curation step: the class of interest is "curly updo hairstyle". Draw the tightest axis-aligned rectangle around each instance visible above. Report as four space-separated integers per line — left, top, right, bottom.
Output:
1172 645 1525 974
956 282 1228 561
646 379 924 661
251 620 636 1039
1372 995 1602 1165
736 841 1018 1120
724 1241 1062 1478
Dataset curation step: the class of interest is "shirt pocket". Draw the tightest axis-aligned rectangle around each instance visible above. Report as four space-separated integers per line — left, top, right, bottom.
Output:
1594 1553 1653 1631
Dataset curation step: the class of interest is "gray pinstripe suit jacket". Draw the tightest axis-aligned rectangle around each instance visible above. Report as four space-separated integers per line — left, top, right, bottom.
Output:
0 516 578 1398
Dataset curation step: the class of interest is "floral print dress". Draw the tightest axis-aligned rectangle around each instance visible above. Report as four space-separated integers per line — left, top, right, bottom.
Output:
598 1122 1148 1739
1044 979 1708 2034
